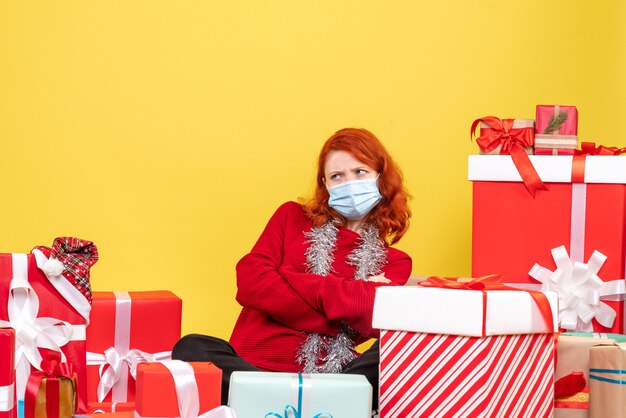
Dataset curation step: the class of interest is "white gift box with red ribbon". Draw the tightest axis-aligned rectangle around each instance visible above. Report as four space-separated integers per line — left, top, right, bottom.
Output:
373 285 558 418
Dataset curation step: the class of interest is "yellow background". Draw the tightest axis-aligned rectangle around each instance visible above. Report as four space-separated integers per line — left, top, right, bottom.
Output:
1 1 625 340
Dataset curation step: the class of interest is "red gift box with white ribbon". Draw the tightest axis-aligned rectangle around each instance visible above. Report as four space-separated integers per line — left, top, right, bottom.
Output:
134 361 223 418
0 328 16 418
470 154 626 333
0 251 92 412
373 282 558 418
85 291 181 404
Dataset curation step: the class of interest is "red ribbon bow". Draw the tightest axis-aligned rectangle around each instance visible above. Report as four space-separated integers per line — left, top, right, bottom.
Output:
576 142 626 156
24 354 78 418
419 275 554 337
554 371 587 400
471 116 548 197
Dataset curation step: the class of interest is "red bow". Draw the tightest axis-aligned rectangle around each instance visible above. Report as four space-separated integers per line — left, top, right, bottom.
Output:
24 354 77 418
554 372 587 400
471 116 548 197
419 275 554 337
577 142 626 156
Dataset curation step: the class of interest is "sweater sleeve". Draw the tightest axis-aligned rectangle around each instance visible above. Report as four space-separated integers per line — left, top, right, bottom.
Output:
279 249 412 338
235 202 338 335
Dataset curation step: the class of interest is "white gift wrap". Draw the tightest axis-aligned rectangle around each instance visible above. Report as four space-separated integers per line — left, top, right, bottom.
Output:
372 286 558 337
468 155 626 184
228 372 372 418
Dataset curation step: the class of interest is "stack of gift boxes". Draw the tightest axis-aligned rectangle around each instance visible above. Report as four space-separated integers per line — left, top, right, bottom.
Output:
0 241 227 418
372 104 626 417
0 241 372 418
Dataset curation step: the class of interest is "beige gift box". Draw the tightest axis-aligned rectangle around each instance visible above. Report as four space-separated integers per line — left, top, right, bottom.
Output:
555 335 617 418
589 342 626 418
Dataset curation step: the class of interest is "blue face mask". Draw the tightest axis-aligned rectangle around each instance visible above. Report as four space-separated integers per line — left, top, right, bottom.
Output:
328 177 382 220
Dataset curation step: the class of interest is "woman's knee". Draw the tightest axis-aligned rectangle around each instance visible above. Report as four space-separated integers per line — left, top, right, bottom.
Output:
172 334 231 361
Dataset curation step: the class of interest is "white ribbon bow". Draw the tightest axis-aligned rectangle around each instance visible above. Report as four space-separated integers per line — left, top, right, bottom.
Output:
133 360 237 418
529 245 626 331
0 254 77 400
87 348 172 402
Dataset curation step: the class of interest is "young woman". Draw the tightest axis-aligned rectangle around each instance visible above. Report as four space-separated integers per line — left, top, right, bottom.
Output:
173 128 412 408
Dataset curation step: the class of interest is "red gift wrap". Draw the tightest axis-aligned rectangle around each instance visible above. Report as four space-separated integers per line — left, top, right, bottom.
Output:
536 105 578 136
379 331 554 417
134 362 221 418
85 291 182 404
0 254 88 411
470 155 626 333
0 329 16 418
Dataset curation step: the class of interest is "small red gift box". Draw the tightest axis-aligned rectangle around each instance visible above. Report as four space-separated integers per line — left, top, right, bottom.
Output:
86 291 182 404
0 253 90 411
23 356 78 418
475 118 535 155
536 105 578 137
471 116 547 197
469 155 626 333
0 329 16 418
134 362 221 418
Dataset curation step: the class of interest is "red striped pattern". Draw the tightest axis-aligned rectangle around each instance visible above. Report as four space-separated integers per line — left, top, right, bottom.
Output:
379 330 554 418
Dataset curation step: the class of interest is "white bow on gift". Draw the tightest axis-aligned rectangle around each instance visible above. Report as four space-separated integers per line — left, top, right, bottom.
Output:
0 254 79 400
529 245 626 331
87 348 171 402
133 360 237 418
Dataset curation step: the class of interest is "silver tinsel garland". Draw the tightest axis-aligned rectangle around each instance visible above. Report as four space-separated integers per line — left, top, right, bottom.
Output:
297 222 387 373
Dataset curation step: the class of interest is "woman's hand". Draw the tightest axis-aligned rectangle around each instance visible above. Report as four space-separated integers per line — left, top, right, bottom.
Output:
366 273 391 284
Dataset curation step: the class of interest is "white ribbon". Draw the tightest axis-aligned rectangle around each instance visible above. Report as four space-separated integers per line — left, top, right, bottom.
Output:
87 348 172 402
0 253 84 401
133 360 237 418
0 383 14 412
32 249 92 325
529 245 626 331
85 291 172 402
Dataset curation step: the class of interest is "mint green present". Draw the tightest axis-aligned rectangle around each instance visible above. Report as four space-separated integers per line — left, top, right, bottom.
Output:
561 332 626 343
228 372 372 418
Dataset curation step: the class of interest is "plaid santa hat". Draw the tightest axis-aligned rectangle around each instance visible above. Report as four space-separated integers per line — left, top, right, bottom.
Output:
32 237 99 304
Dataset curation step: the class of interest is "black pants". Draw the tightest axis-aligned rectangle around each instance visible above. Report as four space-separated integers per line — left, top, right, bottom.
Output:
172 334 380 408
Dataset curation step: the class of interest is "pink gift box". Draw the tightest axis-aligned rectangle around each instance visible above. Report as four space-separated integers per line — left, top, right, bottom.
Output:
536 105 578 136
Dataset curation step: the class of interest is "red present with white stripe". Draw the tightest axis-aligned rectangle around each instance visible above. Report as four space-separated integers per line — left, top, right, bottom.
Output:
0 252 92 412
86 291 182 403
373 285 558 418
469 155 626 333
0 328 16 418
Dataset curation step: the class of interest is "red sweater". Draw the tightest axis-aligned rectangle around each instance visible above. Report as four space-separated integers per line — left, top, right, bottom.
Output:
230 201 412 372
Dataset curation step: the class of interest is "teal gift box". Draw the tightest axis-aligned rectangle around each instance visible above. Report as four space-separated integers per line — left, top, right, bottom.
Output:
228 372 372 418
